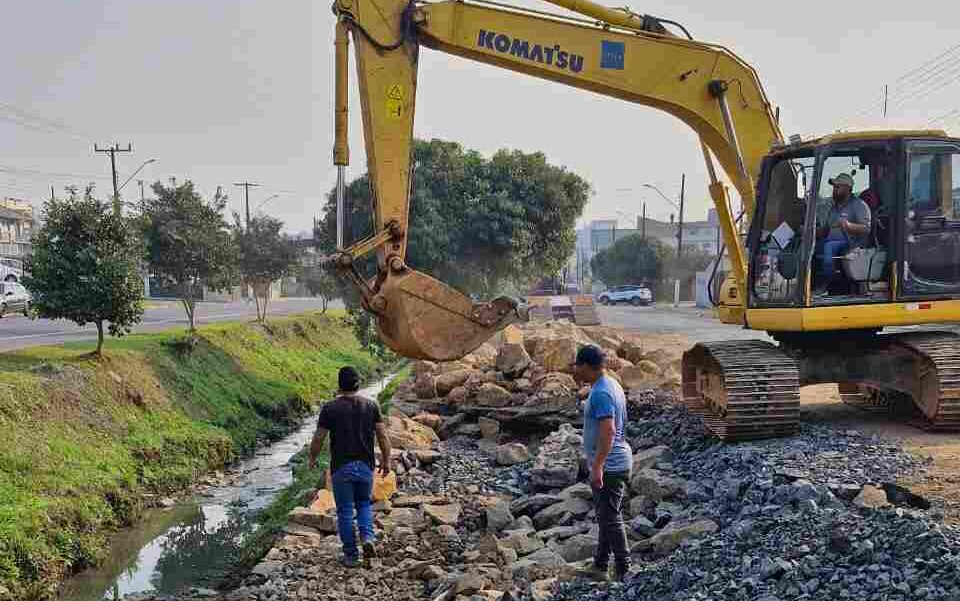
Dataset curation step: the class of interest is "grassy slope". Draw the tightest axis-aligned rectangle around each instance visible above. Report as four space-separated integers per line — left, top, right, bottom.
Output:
0 311 376 601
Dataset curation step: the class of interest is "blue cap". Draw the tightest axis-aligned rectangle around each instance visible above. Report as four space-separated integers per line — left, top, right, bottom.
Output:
575 344 605 368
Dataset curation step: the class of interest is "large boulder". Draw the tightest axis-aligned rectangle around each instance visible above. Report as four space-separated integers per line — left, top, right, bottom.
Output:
510 494 563 517
497 342 532 377
633 519 719 555
463 343 498 369
413 360 440 377
413 373 438 399
436 369 477 396
386 414 440 450
412 412 443 431
474 383 513 408
529 424 582 490
559 534 598 563
633 445 672 471
496 443 531 466
288 507 336 533
854 485 892 510
533 497 591 530
618 341 645 364
486 501 515 533
499 530 545 555
630 468 686 501
446 386 469 406
478 416 501 439
537 337 578 373
424 502 462 525
619 365 655 390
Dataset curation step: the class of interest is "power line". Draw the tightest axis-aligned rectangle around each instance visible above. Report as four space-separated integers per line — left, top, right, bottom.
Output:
0 164 108 181
94 143 134 215
0 102 90 141
234 181 259 229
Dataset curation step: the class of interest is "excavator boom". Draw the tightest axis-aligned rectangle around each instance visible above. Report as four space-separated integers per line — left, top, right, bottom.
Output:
332 0 782 360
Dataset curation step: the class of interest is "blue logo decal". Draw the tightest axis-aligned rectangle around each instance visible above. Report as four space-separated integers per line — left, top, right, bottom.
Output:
601 40 624 70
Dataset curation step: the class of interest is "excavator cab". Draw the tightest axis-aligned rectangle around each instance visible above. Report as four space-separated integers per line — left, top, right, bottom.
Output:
747 131 960 311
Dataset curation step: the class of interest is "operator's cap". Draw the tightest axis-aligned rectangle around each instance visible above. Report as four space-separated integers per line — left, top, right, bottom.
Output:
828 173 854 188
574 344 605 368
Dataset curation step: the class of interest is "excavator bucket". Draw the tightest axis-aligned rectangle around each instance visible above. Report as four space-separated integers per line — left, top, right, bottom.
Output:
373 267 527 361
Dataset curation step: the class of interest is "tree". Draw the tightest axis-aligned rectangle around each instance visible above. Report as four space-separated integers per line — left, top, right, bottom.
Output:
141 181 238 333
315 138 590 298
590 234 668 288
24 185 145 356
302 265 338 313
233 214 299 323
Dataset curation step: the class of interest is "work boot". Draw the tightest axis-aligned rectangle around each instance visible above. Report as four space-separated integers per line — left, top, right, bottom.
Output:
362 540 378 567
341 555 361 569
613 564 630 584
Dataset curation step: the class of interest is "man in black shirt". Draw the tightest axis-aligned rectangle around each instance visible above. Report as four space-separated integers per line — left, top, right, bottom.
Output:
308 366 392 567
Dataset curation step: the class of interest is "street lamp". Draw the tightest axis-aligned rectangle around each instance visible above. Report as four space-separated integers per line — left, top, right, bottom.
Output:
642 176 686 257
119 158 157 192
254 193 281 213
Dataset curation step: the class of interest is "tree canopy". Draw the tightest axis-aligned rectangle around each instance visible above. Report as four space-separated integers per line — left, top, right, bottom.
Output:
141 181 238 332
24 185 145 355
234 214 299 322
316 138 590 298
590 234 668 288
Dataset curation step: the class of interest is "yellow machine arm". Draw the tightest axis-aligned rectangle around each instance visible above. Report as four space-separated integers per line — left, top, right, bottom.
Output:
332 0 784 360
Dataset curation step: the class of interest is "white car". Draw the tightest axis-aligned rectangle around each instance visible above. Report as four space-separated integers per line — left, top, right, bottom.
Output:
596 285 653 306
0 282 31 317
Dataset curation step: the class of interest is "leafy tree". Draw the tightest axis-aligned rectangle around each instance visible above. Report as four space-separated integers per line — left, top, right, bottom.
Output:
590 234 668 288
141 181 238 333
315 138 590 298
302 265 338 313
24 185 145 356
233 214 299 322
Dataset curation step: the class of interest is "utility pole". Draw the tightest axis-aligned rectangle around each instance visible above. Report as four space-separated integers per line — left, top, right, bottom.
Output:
234 182 260 229
95 143 133 215
50 185 55 202
883 84 889 119
641 202 646 240
138 180 145 202
677 173 686 258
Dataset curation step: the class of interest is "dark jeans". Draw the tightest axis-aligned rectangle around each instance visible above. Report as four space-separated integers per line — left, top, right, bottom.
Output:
594 470 630 570
331 461 375 560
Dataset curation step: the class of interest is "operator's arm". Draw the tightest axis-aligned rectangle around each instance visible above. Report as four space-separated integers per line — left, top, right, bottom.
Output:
375 422 393 476
591 418 616 489
308 428 328 470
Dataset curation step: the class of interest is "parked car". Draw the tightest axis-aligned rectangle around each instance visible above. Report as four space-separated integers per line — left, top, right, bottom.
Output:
0 281 31 317
596 284 653 306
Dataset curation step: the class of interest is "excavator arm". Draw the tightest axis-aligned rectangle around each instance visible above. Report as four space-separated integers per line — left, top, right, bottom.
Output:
331 0 784 360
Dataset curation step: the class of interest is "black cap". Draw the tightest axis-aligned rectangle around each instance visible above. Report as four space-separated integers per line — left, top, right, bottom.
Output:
574 344 605 368
338 366 360 392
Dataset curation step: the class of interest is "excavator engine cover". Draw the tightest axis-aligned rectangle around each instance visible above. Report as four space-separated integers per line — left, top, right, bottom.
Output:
373 266 527 361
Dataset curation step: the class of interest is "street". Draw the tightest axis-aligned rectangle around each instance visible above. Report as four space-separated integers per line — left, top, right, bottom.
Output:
0 297 335 352
595 302 770 342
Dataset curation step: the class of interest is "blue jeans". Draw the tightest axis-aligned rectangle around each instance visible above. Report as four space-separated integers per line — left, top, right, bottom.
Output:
816 238 849 282
331 461 375 559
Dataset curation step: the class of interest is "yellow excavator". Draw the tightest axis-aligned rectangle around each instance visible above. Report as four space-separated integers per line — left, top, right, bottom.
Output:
329 0 960 440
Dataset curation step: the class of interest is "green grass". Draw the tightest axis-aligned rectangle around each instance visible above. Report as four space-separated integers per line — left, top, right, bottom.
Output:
377 364 412 415
0 311 376 601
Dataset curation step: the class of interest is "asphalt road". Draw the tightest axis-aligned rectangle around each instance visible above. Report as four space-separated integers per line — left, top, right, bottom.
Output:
0 297 337 352
596 302 960 343
596 302 770 342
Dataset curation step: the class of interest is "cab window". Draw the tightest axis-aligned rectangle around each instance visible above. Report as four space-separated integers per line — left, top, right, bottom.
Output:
903 146 960 295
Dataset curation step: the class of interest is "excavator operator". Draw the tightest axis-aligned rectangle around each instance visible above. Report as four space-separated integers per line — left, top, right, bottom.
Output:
815 173 872 294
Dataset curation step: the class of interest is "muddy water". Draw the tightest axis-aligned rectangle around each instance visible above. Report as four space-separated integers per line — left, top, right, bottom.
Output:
60 378 391 601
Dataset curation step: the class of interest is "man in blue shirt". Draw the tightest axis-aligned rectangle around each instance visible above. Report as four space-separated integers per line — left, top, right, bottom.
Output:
573 345 633 582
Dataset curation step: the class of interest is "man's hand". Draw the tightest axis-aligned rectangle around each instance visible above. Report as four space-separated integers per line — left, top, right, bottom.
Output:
590 466 604 490
380 456 393 477
840 218 851 232
308 455 317 470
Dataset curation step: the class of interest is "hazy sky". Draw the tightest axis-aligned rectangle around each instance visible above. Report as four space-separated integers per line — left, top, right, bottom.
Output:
2 1 958 233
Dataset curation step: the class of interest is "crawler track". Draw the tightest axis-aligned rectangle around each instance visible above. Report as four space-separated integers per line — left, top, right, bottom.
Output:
682 340 801 441
893 332 960 430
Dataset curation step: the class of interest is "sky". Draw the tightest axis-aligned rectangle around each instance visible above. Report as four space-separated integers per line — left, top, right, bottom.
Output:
2 0 959 234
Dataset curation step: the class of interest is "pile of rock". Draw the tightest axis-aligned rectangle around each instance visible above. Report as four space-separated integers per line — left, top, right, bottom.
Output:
391 322 680 434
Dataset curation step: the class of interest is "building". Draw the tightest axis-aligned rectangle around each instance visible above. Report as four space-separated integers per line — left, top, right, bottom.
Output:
680 209 722 256
0 198 35 281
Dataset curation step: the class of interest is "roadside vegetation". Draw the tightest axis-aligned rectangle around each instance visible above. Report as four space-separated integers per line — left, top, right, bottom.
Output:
0 312 377 601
